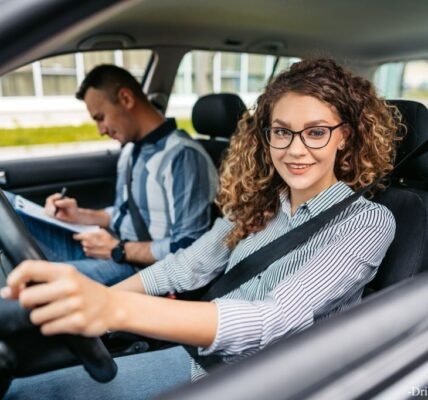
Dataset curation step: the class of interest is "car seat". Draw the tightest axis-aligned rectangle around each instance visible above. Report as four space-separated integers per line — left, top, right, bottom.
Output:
193 93 247 168
367 100 428 293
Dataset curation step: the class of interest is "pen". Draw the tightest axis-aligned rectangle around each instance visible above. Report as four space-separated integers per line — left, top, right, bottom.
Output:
54 186 68 216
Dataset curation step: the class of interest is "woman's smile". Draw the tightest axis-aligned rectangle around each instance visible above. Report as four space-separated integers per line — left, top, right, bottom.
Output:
285 162 316 175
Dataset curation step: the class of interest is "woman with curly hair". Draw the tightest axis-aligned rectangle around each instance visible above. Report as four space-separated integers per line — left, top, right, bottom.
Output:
3 58 399 399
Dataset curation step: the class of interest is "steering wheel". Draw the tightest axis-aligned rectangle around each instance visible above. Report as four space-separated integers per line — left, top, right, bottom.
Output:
0 189 117 383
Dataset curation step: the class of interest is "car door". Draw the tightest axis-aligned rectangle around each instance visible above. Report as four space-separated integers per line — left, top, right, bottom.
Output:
0 150 119 209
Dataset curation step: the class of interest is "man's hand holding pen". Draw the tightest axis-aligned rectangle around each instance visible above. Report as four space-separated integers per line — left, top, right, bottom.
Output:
54 187 68 216
43 187 114 254
44 187 83 224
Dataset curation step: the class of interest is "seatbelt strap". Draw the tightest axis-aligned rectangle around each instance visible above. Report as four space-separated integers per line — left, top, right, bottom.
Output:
126 152 152 242
188 139 428 370
201 187 368 301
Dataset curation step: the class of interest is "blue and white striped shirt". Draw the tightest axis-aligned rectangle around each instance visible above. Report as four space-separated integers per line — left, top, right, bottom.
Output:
139 181 396 379
110 119 218 261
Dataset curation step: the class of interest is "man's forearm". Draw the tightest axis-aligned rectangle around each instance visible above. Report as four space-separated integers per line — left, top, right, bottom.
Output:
77 208 111 227
124 241 156 265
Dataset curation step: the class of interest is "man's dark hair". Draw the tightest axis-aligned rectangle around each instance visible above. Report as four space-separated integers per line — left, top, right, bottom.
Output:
76 64 147 103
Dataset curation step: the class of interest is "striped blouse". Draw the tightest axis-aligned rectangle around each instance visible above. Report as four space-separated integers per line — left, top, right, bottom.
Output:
139 181 396 380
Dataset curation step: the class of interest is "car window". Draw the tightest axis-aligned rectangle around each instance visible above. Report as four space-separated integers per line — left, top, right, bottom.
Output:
167 50 299 133
0 49 151 160
374 60 428 105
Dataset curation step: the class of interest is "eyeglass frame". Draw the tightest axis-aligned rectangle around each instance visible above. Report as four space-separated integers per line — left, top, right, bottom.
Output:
263 121 348 150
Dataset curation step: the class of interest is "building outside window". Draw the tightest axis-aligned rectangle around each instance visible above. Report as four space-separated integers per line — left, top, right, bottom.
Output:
0 64 35 96
0 49 299 128
122 50 151 79
83 51 115 74
192 51 214 95
374 60 428 106
167 50 299 119
218 52 241 92
173 52 193 95
40 55 77 96
248 54 271 93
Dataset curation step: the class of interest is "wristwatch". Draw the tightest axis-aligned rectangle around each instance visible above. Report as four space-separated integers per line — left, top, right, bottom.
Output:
111 239 129 263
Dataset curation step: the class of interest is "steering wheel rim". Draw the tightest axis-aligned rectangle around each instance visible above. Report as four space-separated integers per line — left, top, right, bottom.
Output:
0 189 117 382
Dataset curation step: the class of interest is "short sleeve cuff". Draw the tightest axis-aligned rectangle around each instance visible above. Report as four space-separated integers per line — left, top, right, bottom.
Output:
150 238 171 261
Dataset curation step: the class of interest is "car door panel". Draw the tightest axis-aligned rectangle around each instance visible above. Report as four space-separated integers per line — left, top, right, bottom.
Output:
0 150 119 209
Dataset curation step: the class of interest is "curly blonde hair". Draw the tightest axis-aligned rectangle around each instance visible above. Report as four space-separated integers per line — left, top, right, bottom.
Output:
217 58 402 248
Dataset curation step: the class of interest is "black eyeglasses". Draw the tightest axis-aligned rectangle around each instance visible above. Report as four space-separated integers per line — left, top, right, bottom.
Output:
264 122 347 150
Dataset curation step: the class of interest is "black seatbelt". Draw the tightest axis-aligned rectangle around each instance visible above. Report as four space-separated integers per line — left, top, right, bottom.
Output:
187 139 428 370
202 187 368 301
126 155 152 242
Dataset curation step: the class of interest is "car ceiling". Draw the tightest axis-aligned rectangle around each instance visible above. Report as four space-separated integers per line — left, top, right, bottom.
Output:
63 0 428 63
1 0 428 75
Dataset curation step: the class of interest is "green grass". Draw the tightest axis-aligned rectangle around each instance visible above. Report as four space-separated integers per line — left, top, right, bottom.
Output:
176 118 195 134
0 124 103 146
403 88 428 100
0 119 195 147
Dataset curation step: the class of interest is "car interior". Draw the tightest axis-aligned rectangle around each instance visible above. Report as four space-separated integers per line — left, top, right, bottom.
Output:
1 0 428 398
161 274 428 400
365 100 428 293
192 93 247 168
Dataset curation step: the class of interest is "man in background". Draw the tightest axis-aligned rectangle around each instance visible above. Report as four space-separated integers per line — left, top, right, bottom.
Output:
14 64 218 285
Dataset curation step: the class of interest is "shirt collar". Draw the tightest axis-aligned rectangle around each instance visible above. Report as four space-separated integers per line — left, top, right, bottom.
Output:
135 118 177 146
280 181 354 218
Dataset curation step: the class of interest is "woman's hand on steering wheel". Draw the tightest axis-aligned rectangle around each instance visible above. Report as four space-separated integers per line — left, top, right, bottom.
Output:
1 260 120 337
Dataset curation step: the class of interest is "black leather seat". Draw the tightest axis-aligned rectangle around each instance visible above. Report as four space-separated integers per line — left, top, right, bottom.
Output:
389 99 428 189
192 93 246 167
367 100 428 293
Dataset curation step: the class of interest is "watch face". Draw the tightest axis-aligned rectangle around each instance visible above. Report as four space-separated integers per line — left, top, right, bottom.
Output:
111 244 125 263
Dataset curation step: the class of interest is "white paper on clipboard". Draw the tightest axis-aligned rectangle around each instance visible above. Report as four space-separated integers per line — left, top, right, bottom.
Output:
14 195 100 234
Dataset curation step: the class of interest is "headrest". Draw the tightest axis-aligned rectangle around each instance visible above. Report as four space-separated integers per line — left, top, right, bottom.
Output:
192 93 247 139
388 99 428 183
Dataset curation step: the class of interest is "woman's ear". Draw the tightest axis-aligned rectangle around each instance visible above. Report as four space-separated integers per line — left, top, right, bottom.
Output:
117 88 135 110
339 124 352 150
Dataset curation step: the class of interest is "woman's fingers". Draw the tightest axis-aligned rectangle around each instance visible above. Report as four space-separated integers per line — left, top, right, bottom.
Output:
19 276 79 308
38 306 109 336
8 260 57 284
39 313 88 336
5 261 77 302
30 296 82 325
5 260 113 336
